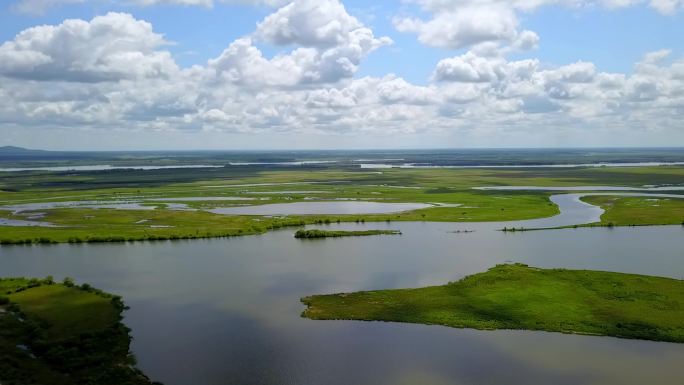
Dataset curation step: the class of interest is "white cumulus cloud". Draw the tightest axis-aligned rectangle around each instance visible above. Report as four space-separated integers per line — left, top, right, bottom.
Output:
0 1 683 147
0 12 178 82
209 0 391 86
394 5 520 49
396 0 682 52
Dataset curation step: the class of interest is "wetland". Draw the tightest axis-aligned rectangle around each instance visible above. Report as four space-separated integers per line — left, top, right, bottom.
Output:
2 149 684 384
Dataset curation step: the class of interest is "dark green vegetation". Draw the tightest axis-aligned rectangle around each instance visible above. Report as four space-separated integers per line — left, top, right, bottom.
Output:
3 146 684 168
0 168 561 244
0 278 158 385
302 264 684 343
0 211 310 245
582 195 684 226
2 151 684 244
294 229 401 238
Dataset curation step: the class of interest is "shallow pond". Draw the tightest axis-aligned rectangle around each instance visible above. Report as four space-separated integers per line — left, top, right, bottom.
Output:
208 201 434 215
476 186 684 191
203 181 351 188
360 162 684 169
242 191 332 194
0 197 260 213
2 195 684 384
0 218 59 227
0 200 161 213
228 161 337 166
151 197 258 201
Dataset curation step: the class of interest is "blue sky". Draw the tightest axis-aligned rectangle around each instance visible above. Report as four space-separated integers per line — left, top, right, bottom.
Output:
0 0 683 149
2 1 681 81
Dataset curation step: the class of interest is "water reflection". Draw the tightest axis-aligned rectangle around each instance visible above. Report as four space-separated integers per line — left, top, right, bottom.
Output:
208 201 433 215
1 221 683 384
0 217 59 227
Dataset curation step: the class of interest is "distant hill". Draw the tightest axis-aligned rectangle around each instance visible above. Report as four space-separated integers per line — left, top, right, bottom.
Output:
0 146 49 155
0 146 71 161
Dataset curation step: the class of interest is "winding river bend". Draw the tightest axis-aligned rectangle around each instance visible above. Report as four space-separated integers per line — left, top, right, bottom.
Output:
1 193 684 384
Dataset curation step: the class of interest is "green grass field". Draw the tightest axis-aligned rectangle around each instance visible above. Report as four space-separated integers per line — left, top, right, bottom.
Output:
9 284 119 340
1 165 684 243
302 264 684 343
582 195 684 226
0 278 157 385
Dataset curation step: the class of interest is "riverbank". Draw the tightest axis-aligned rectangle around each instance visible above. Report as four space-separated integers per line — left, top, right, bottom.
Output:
0 192 557 244
302 264 684 343
581 195 684 226
0 277 158 385
3 165 684 244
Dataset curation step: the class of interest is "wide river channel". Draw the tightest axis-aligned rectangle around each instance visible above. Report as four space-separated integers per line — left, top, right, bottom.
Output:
1 194 684 384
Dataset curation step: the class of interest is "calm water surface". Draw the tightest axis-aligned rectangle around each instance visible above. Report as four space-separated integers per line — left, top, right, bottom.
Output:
208 201 433 215
476 186 684 191
0 218 58 227
359 162 684 169
1 201 684 384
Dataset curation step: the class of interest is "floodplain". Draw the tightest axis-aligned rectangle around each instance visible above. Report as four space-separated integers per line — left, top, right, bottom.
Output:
2 149 684 384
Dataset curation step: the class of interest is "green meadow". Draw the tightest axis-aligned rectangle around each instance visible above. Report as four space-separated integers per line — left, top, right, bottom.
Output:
1 165 683 243
0 278 156 385
302 264 684 343
582 195 684 226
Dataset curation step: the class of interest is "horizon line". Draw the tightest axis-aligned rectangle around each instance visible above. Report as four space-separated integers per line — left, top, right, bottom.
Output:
5 145 684 153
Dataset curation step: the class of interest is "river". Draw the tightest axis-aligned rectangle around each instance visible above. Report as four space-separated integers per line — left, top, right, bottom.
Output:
0 195 683 384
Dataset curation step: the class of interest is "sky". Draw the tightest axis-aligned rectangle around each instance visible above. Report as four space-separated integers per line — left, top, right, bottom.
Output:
0 0 683 150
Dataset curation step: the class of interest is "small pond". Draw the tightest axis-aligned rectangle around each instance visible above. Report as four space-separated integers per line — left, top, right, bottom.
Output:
208 201 434 215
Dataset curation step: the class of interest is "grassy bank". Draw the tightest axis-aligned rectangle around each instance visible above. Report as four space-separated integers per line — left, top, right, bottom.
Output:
3 165 684 244
581 195 684 226
0 210 309 244
302 264 684 343
0 192 557 245
294 229 401 238
0 277 158 385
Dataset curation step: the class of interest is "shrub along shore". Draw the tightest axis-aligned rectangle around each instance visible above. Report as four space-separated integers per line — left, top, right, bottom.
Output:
3 165 684 245
0 277 159 385
294 229 401 238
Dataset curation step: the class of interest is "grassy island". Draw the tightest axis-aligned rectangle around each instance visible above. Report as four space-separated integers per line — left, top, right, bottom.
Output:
2 164 684 244
581 195 684 226
302 264 684 343
294 229 401 238
0 277 158 385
